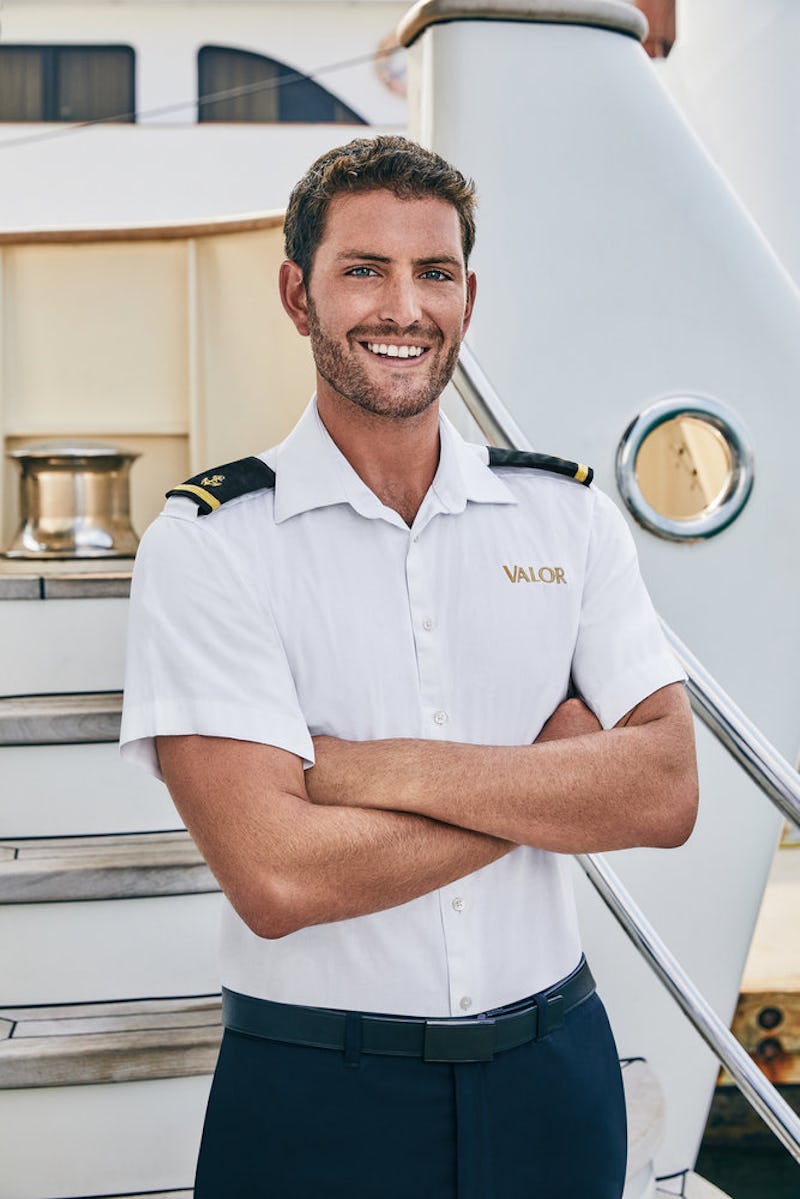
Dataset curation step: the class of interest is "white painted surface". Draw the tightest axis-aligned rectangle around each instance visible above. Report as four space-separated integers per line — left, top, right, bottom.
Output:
409 14 799 1174
663 1 800 287
0 743 178 837
0 1 407 226
0 123 401 228
622 1059 664 1199
0 598 128 694
0 892 222 1003
0 1074 210 1199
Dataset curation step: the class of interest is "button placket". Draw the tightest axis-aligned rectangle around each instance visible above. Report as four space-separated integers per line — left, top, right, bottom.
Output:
405 528 451 740
408 521 471 1015
440 883 474 1016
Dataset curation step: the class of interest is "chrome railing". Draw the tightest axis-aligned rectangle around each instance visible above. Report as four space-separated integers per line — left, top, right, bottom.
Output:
664 625 800 828
579 853 800 1163
452 342 800 1164
452 347 533 452
454 342 800 830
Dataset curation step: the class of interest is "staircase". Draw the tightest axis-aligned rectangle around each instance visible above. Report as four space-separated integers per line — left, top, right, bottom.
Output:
0 560 219 1198
0 557 708 1198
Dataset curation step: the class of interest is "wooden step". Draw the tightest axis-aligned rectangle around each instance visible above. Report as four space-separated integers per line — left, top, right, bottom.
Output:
0 692 122 745
0 559 132 601
0 831 216 902
0 995 221 1088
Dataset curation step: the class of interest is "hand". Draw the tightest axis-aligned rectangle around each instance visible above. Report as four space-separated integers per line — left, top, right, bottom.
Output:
535 697 602 743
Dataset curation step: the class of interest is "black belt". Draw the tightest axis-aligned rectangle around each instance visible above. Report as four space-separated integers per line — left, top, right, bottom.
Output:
222 956 595 1064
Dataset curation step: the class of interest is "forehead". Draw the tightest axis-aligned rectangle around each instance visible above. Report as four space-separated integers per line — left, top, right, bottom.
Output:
317 189 463 260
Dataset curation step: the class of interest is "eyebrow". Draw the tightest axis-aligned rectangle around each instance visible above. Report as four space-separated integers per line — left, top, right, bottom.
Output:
335 251 463 269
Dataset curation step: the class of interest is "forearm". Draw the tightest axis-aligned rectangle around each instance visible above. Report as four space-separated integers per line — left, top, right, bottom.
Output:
310 735 675 852
156 731 514 940
307 686 698 853
271 799 514 933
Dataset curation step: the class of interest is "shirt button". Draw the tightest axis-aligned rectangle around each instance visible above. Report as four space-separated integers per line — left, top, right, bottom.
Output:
451 897 465 912
422 617 434 631
433 710 448 726
459 996 473 1012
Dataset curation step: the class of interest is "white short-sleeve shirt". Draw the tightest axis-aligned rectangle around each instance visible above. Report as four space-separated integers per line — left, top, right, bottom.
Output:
121 400 684 1017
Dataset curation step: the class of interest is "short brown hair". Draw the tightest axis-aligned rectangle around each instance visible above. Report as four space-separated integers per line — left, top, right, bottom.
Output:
284 135 477 282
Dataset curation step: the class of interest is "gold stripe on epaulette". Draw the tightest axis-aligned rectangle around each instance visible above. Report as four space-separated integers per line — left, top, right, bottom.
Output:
574 464 589 484
175 484 222 510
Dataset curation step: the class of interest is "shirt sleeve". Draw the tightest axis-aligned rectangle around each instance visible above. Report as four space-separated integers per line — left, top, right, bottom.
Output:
120 507 313 781
571 490 685 728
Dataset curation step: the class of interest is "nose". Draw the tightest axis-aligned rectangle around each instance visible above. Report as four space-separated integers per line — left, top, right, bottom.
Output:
378 274 423 327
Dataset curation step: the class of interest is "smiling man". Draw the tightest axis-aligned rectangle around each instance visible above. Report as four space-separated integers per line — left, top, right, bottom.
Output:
121 137 697 1199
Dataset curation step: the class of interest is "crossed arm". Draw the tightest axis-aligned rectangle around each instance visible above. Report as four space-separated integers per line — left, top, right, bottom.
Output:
156 681 697 940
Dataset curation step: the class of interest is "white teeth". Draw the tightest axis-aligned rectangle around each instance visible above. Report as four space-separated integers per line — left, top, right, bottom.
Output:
366 342 425 358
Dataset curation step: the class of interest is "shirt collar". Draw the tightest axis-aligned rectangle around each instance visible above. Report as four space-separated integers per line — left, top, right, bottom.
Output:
272 398 516 525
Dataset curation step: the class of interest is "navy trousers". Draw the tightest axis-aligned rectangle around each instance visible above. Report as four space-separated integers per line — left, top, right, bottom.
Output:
194 992 627 1198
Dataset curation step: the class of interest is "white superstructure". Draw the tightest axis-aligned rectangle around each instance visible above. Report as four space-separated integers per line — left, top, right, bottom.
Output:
0 1 798 1195
0 1 408 227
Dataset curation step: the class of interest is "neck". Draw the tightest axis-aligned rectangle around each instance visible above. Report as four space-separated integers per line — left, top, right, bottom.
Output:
316 384 441 526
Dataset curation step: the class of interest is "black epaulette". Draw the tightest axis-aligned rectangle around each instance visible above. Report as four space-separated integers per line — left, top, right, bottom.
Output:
165 456 276 515
488 447 593 487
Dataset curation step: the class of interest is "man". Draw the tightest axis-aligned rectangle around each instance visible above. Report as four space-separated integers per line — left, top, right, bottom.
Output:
121 135 697 1198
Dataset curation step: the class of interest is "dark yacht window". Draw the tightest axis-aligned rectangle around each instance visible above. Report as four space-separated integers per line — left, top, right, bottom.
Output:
198 46 366 124
0 45 135 122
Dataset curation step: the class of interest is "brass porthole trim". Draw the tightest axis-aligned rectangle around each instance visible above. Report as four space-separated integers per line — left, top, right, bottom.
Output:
616 397 754 541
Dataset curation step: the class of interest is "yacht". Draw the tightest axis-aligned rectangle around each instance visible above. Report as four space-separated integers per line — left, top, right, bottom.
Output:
0 2 798 1195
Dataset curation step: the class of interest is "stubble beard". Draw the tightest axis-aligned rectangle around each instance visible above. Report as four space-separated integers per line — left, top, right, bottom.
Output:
306 295 461 420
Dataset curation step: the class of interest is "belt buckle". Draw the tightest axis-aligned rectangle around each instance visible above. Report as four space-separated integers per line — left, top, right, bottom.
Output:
423 1017 495 1063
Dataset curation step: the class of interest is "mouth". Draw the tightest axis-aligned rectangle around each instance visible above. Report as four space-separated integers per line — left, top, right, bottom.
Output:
360 341 431 363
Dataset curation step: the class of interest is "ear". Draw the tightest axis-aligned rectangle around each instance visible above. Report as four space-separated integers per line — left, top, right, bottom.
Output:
279 260 310 336
462 270 477 336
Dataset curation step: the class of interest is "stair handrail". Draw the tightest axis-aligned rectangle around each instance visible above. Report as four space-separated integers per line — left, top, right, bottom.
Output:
579 852 800 1163
452 341 800 1163
453 344 800 827
663 625 800 826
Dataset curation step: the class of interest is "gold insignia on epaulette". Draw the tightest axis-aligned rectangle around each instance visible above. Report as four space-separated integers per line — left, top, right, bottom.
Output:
201 474 225 487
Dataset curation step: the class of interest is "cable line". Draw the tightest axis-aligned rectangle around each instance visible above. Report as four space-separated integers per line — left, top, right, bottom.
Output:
0 45 402 151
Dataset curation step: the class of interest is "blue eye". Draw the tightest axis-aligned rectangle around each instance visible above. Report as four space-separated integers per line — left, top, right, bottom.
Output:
347 266 377 277
421 269 450 281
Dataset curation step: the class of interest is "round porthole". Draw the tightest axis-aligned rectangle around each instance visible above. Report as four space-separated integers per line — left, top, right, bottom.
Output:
616 397 754 541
